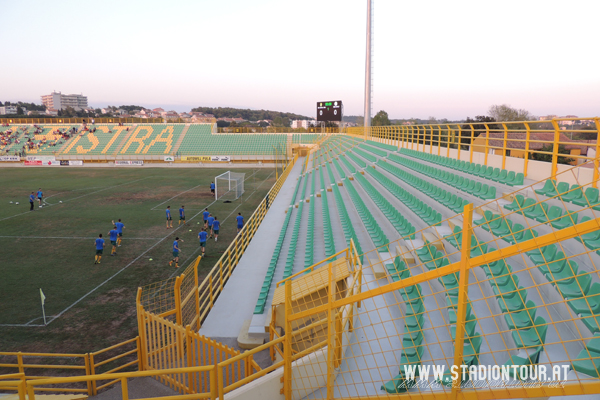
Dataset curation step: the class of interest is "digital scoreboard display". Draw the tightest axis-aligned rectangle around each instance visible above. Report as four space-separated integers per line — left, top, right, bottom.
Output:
317 100 343 122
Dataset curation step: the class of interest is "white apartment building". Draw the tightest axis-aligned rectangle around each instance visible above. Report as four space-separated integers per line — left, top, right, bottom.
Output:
41 91 88 111
0 105 18 115
291 119 315 129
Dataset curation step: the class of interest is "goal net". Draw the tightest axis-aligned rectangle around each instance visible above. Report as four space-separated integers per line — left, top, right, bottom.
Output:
215 171 245 201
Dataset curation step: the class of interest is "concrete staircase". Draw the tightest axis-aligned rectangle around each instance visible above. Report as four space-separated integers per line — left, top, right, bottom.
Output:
111 125 137 156
171 124 190 156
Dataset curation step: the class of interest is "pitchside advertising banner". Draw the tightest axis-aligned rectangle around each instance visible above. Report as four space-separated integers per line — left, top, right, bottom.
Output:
60 160 83 166
0 155 20 162
115 161 144 166
163 156 175 162
181 156 231 162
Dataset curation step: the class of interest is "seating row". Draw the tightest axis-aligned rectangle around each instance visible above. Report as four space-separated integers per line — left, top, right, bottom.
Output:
353 147 377 163
366 166 442 227
345 179 389 248
254 164 305 314
399 148 524 186
331 184 364 260
389 154 497 201
535 179 600 209
304 171 316 269
283 172 309 279
382 257 425 393
319 168 336 258
354 173 416 239
358 142 387 158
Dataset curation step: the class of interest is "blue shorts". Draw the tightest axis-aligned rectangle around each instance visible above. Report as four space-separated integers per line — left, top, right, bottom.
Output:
237 224 243 229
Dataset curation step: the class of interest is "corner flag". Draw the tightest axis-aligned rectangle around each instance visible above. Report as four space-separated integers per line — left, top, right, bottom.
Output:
40 288 47 325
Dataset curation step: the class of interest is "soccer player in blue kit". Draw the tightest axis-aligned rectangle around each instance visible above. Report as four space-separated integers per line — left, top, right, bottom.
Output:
169 237 183 268
212 217 220 242
94 234 105 264
236 213 244 234
198 228 208 257
166 206 173 229
109 226 118 256
112 219 125 247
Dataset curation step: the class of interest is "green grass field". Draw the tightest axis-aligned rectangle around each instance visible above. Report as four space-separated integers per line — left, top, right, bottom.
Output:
0 166 276 353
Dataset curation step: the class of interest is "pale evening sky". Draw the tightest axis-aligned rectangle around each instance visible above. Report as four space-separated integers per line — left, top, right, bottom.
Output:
1 0 598 120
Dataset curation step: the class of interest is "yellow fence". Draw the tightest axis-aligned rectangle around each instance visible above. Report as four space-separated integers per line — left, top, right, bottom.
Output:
347 117 600 186
0 117 166 124
0 337 140 396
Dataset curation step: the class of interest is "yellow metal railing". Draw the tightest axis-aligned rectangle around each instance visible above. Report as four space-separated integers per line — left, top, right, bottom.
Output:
0 337 140 396
347 117 600 186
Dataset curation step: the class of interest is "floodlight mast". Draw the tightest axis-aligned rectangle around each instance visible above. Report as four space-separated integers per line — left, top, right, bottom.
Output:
363 0 372 136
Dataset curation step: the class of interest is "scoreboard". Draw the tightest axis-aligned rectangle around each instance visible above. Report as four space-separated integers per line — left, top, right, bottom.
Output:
317 100 343 122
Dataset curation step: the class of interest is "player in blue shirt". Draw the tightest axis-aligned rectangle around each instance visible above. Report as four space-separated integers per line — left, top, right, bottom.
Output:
37 188 43 207
212 217 220 242
112 219 125 247
236 213 244 234
29 192 35 211
94 233 105 264
169 237 183 268
166 206 173 229
108 226 118 256
198 228 208 257
202 208 210 228
210 181 215 195
207 214 215 238
179 205 186 226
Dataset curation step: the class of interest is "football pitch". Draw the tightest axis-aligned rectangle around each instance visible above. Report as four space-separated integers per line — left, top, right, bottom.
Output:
0 166 276 351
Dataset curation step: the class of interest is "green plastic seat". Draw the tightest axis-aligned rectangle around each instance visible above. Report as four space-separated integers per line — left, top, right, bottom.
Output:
556 272 592 298
567 283 600 314
517 198 536 215
551 212 578 230
505 194 525 212
504 300 537 329
511 316 548 348
528 244 557 265
535 205 563 223
562 184 583 203
573 187 600 208
534 179 557 196
523 202 548 220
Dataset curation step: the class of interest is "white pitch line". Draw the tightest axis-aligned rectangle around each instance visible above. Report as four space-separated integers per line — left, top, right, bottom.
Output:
149 169 262 211
0 236 161 240
0 178 151 222
41 195 225 326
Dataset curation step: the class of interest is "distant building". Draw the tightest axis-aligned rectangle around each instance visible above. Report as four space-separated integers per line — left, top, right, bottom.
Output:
41 91 88 111
0 105 18 115
291 120 315 129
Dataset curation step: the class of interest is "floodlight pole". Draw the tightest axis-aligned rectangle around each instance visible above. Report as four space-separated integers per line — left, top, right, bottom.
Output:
363 0 372 138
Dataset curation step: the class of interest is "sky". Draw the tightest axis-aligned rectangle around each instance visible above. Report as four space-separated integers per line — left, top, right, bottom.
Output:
1 0 598 120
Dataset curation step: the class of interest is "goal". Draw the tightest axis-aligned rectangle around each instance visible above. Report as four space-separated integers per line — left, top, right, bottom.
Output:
215 171 245 201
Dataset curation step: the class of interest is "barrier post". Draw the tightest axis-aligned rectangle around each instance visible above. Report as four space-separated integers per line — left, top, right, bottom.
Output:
469 124 475 164
524 122 531 177
451 203 473 399
593 118 600 188
194 262 200 331
326 257 336 400
501 122 508 170
174 275 183 326
457 125 462 161
120 377 129 400
17 352 24 375
89 353 97 395
484 124 490 166
84 353 92 395
284 280 293 400
551 119 561 179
